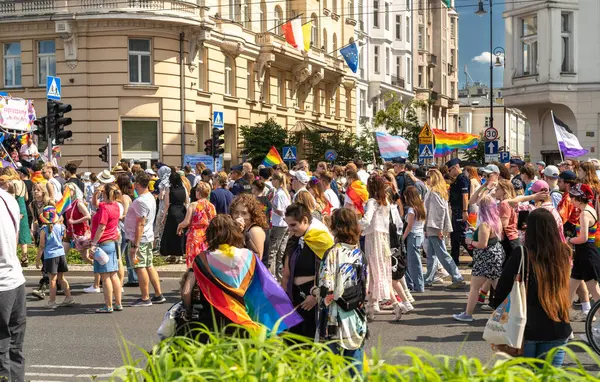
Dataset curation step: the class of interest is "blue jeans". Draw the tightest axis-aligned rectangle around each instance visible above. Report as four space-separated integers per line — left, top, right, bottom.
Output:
327 342 364 376
122 236 138 284
405 232 425 292
424 235 463 284
523 339 568 367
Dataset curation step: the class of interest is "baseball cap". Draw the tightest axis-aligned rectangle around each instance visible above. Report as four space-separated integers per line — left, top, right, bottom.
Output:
144 169 157 176
289 170 310 184
531 180 549 193
509 159 525 167
481 164 500 174
542 165 559 178
392 158 406 164
446 158 461 168
559 170 577 182
536 161 546 167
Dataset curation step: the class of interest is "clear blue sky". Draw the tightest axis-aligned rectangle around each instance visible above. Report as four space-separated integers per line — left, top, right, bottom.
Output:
457 0 505 89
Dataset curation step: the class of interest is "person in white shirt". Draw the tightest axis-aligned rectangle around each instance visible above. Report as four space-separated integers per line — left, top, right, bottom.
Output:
290 170 316 205
320 171 340 210
0 187 26 381
355 159 370 185
43 164 62 202
268 172 291 280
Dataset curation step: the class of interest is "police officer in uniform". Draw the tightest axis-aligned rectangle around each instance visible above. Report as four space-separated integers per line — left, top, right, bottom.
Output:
230 164 252 196
446 158 472 266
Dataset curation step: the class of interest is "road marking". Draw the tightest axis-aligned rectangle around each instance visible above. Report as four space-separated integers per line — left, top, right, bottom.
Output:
30 365 115 370
26 372 76 377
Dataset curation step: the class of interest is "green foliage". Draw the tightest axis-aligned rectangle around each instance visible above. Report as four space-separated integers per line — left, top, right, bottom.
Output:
112 326 600 382
463 133 485 164
301 130 360 167
239 119 290 168
22 246 166 267
355 122 378 164
373 94 423 161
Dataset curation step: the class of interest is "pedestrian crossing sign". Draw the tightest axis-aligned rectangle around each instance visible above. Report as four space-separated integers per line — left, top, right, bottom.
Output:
419 143 434 159
282 146 297 161
212 111 224 129
46 76 61 100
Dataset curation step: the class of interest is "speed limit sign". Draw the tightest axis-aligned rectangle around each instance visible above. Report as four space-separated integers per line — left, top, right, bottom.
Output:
484 127 498 140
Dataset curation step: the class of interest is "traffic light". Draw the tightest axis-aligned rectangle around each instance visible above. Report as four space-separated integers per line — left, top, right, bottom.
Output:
33 117 47 140
203 138 213 156
213 128 225 158
99 144 108 163
47 100 73 145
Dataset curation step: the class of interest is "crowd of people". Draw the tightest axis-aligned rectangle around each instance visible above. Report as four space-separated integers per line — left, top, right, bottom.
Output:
2 153 600 380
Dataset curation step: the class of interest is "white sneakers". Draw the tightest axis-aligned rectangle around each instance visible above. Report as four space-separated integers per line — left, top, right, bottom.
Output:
83 285 101 293
392 301 415 321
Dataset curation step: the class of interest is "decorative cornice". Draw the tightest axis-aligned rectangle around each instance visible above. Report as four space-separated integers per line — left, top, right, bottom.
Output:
220 40 245 58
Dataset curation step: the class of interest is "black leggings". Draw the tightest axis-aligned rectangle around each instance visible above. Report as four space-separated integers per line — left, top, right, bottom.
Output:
288 281 316 339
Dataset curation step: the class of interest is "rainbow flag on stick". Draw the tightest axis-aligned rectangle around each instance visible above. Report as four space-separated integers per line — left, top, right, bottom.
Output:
261 146 284 167
433 129 478 157
56 187 72 215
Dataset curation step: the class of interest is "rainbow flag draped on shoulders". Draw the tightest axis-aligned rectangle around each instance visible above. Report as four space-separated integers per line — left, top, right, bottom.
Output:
56 187 72 215
192 245 303 333
346 180 369 215
433 129 478 157
261 146 284 167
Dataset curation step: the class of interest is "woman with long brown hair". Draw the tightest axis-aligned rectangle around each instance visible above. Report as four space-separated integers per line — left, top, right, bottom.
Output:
403 186 426 294
307 176 331 220
492 208 572 366
230 194 269 261
359 175 393 319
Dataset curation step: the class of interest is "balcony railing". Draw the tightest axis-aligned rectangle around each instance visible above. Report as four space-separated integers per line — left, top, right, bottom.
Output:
0 0 201 17
391 76 405 88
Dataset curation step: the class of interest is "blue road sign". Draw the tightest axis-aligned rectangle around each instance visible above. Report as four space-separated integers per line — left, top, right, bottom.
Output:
212 111 224 129
46 76 61 100
282 146 297 161
418 144 434 159
485 140 499 155
500 151 510 164
184 154 223 172
325 149 338 161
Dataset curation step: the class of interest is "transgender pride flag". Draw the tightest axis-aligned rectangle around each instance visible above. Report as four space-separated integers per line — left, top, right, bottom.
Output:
375 132 409 160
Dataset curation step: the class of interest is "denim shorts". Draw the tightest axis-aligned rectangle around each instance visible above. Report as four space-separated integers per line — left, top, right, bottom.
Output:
93 241 119 274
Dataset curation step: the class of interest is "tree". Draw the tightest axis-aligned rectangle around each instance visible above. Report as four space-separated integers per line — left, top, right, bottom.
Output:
301 130 359 167
373 94 423 161
239 118 289 167
462 133 485 164
355 121 378 164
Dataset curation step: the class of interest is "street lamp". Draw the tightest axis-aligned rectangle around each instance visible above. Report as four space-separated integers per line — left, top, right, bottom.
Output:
494 46 505 67
475 0 495 139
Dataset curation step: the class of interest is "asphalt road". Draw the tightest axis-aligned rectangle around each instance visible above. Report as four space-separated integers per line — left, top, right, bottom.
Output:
22 276 598 381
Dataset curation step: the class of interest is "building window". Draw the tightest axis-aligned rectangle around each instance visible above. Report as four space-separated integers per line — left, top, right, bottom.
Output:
372 98 378 117
450 81 455 99
37 40 56 87
198 47 208 91
247 61 254 101
418 26 424 49
325 89 331 115
335 88 340 118
485 116 491 128
277 71 285 106
313 86 320 113
385 48 390 75
243 0 251 28
442 74 447 95
406 17 410 42
224 56 235 96
128 39 151 84
345 88 351 119
450 17 456 38
561 12 573 72
450 48 455 67
418 66 423 87
359 49 364 79
384 3 389 30
322 29 328 51
274 6 283 35
520 15 538 75
311 13 319 48
358 0 364 31
260 0 267 32
374 46 379 73
229 0 241 22
122 120 159 153
406 0 409 10
359 89 366 118
395 15 402 40
406 57 411 83
332 33 338 52
347 0 354 18
373 0 379 28
4 42 21 88
395 56 401 79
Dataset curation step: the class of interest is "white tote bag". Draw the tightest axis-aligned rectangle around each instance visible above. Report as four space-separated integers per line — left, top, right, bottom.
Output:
483 248 528 350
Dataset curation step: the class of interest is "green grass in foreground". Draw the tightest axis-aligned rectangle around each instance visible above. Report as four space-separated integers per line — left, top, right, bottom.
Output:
19 246 167 267
110 325 600 381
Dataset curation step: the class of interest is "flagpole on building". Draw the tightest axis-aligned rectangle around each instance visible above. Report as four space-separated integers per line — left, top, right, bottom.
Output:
551 111 565 162
267 13 304 34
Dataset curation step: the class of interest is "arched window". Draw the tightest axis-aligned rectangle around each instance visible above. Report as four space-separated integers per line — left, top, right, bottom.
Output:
260 0 267 32
229 0 241 22
274 6 283 35
347 0 354 18
332 33 337 53
224 56 235 96
311 13 319 48
285 0 293 19
322 28 327 51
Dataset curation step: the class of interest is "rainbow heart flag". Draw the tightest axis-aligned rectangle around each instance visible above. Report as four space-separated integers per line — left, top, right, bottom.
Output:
433 129 478 157
56 187 72 215
261 146 283 167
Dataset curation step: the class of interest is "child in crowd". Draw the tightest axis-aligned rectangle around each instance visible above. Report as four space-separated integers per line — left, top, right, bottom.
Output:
35 206 75 309
31 183 54 300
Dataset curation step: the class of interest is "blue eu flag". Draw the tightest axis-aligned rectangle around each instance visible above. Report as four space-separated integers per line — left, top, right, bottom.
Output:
340 43 359 73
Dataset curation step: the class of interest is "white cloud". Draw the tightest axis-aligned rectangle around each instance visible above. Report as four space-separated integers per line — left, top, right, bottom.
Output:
472 51 504 65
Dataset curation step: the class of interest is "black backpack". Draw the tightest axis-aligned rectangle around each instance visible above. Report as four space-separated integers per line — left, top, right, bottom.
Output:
321 247 368 312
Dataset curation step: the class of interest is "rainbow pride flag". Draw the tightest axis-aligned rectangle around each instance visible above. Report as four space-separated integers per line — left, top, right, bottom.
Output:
18 134 29 145
192 246 302 334
31 171 46 184
56 187 72 215
433 129 478 157
346 180 369 215
261 146 284 167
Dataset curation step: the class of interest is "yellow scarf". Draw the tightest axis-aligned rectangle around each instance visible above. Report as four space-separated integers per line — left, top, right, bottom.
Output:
218 244 236 258
303 219 334 259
